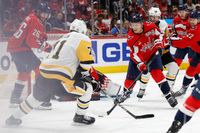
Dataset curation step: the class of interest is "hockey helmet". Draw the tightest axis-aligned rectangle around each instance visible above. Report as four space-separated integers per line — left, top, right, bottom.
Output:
148 7 161 17
36 2 51 14
35 2 51 21
70 19 87 34
130 13 143 23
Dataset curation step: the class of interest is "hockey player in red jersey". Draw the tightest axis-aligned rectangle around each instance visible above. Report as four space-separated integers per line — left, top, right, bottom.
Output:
7 2 52 108
136 7 179 99
170 11 200 97
114 13 178 108
167 76 200 133
172 5 194 67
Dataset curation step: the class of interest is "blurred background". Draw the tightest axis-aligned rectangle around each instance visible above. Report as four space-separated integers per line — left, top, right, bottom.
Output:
0 0 200 40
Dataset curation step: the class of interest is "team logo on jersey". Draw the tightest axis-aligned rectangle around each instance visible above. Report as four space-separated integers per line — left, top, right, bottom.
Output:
140 38 154 52
145 29 155 37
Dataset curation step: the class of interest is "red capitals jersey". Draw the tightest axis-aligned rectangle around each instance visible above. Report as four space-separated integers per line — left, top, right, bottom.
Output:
127 22 162 63
172 24 200 54
173 15 190 37
7 13 46 53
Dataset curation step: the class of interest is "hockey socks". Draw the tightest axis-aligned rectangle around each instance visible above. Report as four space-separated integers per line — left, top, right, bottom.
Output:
175 110 191 125
167 110 191 133
10 81 25 106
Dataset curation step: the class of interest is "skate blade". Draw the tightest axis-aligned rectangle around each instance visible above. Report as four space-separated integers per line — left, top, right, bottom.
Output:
71 122 94 126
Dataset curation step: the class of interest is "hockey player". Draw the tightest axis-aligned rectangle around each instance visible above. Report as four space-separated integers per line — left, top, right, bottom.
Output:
172 5 194 68
5 19 110 126
166 77 200 133
7 2 52 108
114 13 178 108
137 7 179 99
170 11 200 97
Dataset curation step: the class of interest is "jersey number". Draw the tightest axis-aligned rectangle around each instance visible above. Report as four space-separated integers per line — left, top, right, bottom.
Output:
13 22 27 39
52 40 66 59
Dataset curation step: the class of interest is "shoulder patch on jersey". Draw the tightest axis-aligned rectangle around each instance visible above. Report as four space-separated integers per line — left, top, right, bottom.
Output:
76 40 94 62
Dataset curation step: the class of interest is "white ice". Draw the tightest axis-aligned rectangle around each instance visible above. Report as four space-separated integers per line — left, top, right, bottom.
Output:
0 70 199 133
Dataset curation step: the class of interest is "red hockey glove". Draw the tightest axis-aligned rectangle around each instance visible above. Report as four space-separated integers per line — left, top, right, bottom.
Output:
89 67 109 90
38 42 52 53
43 42 52 52
137 62 147 72
39 32 48 43
153 39 164 50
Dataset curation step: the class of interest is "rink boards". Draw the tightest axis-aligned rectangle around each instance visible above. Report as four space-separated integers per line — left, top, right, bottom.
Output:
0 36 189 76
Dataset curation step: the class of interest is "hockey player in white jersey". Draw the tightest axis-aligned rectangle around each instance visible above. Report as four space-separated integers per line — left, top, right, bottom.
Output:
137 7 179 99
5 19 113 126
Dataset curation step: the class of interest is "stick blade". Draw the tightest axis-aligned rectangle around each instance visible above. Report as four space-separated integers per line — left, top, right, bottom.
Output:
135 114 154 119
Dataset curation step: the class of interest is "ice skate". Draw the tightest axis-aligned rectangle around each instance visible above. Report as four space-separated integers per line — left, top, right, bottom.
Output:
5 116 22 126
35 102 52 110
167 120 183 133
73 114 95 125
166 95 178 108
174 86 188 97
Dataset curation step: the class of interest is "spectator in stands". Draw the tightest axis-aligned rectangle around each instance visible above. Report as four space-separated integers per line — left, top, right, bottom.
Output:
102 9 111 30
17 0 33 22
61 1 75 30
110 17 117 30
2 11 17 37
111 20 129 36
195 4 200 11
111 19 120 36
74 0 91 21
185 0 195 12
159 0 168 18
49 12 65 32
123 20 129 33
94 14 109 35
65 1 76 22
172 6 179 17
49 0 62 14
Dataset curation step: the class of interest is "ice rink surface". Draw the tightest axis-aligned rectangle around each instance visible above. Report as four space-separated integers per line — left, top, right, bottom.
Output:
0 70 199 133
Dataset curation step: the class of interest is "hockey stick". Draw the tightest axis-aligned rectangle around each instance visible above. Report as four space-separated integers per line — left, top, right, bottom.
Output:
118 104 154 119
101 51 159 117
97 90 154 119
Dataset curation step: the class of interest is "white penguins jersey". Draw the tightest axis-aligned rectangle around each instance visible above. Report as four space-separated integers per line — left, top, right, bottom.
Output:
39 32 95 79
158 19 169 35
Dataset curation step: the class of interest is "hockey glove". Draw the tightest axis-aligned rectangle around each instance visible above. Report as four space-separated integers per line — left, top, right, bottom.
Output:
89 67 109 90
43 42 52 52
114 89 132 104
153 39 164 50
39 32 48 43
38 42 52 52
175 24 186 30
137 62 147 72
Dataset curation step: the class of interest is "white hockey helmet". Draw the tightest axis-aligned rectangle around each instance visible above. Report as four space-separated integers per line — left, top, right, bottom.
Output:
148 7 161 17
70 19 87 34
